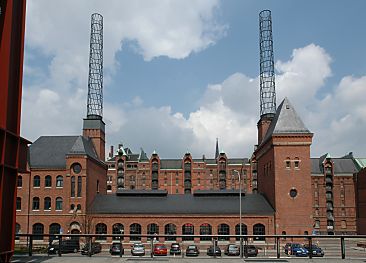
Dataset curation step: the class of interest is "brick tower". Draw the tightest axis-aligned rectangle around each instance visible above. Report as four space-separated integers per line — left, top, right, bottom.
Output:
255 98 313 234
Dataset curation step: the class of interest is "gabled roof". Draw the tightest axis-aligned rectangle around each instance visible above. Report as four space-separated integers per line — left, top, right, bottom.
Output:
262 97 311 144
311 157 359 174
138 148 149 161
29 135 99 169
90 193 274 215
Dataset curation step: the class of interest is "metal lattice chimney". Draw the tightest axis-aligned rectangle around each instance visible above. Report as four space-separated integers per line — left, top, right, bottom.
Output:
87 13 103 119
259 10 276 117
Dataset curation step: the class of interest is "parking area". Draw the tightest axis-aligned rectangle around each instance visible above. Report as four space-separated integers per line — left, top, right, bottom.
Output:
10 255 366 263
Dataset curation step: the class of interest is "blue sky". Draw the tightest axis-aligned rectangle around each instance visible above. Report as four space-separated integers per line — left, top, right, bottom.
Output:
22 0 366 159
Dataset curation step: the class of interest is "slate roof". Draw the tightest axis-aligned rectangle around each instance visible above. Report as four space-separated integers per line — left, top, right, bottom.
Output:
29 136 99 169
262 97 311 144
90 193 274 215
311 158 359 175
160 159 182 169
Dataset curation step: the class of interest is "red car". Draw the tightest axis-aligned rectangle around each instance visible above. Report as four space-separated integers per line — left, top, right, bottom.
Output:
153 244 167 256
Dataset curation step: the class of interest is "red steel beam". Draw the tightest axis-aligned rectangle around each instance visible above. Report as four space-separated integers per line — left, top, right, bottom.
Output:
0 0 28 262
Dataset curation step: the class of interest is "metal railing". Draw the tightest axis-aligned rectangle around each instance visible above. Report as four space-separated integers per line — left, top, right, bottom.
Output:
14 234 366 259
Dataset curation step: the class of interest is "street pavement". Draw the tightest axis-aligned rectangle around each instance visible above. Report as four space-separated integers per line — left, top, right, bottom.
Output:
11 255 366 263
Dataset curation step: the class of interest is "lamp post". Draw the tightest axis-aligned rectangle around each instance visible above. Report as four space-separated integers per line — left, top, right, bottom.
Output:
233 170 243 258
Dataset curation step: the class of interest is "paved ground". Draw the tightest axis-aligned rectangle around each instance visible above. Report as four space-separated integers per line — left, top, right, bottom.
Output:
11 255 366 263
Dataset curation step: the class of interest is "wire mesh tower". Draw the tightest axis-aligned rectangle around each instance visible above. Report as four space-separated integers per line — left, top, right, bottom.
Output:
259 10 276 117
87 13 103 119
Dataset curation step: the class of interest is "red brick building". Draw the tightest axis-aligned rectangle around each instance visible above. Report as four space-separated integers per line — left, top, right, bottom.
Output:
354 159 366 234
16 94 364 242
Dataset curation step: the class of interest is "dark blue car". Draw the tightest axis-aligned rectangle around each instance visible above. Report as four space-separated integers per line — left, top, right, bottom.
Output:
285 243 308 257
304 244 324 257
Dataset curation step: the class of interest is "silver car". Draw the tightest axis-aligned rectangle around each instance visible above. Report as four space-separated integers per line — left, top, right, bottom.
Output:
131 243 145 256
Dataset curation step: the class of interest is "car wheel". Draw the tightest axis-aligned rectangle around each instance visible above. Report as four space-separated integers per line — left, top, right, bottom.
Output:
73 248 78 253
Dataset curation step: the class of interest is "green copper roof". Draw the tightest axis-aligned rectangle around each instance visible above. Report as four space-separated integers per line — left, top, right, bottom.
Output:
354 158 366 170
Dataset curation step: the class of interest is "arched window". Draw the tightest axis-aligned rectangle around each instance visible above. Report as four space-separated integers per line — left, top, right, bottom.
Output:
235 223 247 241
112 223 124 240
44 197 51 210
49 223 61 235
282 230 287 240
147 223 159 235
164 223 176 241
33 175 40 187
253 223 265 241
77 176 82 197
32 223 44 240
107 185 112 191
32 197 40 210
15 223 21 240
55 197 63 210
182 223 194 241
77 204 81 210
56 176 63 187
71 176 75 197
130 223 141 241
17 176 22 187
70 204 75 210
147 223 159 240
95 223 107 240
16 197 21 211
218 224 230 241
45 175 52 187
200 223 212 241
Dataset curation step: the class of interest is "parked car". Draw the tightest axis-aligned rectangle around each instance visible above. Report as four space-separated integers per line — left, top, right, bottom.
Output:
48 239 80 254
285 243 308 257
153 243 167 256
185 245 199 257
243 245 258 257
169 243 181 255
81 242 102 255
207 245 221 256
109 242 124 255
224 244 240 256
303 244 324 257
131 243 145 256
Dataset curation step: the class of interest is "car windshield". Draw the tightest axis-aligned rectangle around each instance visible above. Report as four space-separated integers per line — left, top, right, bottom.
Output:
155 245 165 249
188 245 196 249
292 244 301 248
171 244 179 247
134 244 144 248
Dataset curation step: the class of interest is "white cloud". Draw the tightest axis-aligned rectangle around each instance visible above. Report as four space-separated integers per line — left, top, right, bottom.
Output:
21 1 366 162
276 44 332 112
105 73 259 158
275 44 366 157
21 0 226 148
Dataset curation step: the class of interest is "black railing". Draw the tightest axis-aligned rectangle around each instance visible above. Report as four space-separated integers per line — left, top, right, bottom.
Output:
14 234 366 259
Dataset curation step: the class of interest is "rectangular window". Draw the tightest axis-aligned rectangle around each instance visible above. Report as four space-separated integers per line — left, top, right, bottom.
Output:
77 176 82 197
294 161 299 169
71 176 75 197
286 161 291 169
